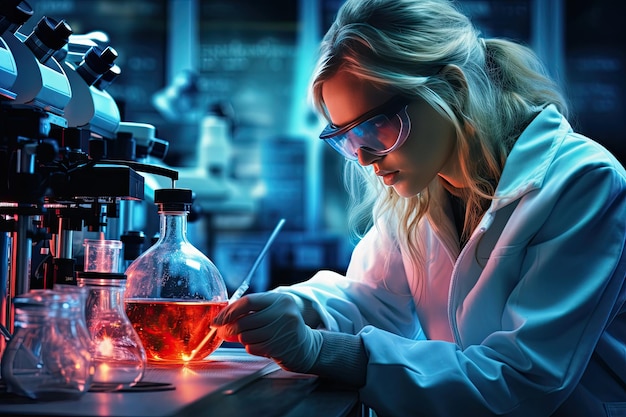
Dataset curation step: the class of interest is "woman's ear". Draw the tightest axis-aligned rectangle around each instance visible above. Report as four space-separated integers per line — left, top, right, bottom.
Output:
440 64 468 92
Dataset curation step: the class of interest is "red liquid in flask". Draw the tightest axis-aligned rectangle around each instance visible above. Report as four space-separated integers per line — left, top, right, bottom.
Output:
125 299 228 363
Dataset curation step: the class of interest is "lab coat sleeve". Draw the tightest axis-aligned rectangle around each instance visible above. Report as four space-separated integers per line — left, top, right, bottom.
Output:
274 221 422 339
358 160 626 416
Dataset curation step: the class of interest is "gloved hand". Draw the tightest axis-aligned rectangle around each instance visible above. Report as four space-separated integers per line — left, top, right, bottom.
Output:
212 292 323 373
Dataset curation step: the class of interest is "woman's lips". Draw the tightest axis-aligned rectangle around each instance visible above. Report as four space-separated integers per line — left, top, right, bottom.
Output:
377 170 400 186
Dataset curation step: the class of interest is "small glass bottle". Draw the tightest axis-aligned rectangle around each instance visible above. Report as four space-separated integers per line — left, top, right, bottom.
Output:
124 188 228 363
1 289 95 400
77 272 146 390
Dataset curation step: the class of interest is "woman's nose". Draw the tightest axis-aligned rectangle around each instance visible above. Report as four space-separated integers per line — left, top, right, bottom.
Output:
357 148 382 166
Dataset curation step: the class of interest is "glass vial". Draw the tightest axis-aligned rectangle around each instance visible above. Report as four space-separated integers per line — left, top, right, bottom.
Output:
124 188 228 363
1 289 95 400
77 272 146 390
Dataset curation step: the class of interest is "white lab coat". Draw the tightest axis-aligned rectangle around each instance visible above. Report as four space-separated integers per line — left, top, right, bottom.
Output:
281 105 626 416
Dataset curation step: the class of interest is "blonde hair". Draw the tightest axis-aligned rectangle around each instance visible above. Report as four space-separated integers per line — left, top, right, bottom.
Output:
310 0 567 294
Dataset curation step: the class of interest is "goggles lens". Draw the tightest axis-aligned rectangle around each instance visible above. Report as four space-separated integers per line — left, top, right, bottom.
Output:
319 96 412 161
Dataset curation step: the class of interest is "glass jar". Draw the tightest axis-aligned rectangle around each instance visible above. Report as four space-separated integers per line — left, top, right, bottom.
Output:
83 239 123 273
1 289 95 400
124 188 228 363
77 272 146 390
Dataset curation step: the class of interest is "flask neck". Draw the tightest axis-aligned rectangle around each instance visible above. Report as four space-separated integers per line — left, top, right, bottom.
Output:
158 210 189 243
89 284 126 312
13 291 83 327
14 305 58 327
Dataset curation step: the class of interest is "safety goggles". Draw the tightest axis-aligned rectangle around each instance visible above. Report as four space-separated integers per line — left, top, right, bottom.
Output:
319 96 412 160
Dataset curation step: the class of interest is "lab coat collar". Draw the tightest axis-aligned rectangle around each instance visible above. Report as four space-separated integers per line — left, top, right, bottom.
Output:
492 104 571 210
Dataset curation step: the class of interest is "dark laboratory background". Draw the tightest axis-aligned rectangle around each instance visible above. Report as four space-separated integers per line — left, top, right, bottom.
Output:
13 0 626 294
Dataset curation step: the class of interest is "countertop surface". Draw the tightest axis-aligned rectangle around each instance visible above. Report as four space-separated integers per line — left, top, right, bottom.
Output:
0 348 362 417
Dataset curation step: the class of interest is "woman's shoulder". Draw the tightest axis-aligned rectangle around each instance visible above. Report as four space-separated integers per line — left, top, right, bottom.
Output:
558 131 624 173
499 106 625 195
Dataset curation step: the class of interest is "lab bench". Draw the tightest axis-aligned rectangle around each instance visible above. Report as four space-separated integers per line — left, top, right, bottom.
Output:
0 347 364 417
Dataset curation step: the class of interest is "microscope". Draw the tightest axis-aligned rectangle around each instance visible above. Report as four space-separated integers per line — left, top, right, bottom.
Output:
0 0 177 354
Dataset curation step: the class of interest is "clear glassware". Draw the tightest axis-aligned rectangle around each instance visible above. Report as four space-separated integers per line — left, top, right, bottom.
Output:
83 239 123 273
124 188 228 364
77 272 146 390
0 289 95 400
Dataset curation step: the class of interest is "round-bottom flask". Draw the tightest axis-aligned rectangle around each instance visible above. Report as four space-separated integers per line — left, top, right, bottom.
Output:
77 272 146 390
1 289 95 400
124 188 228 363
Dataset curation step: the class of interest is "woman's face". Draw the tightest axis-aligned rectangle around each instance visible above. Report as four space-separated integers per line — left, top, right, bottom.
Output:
321 71 462 197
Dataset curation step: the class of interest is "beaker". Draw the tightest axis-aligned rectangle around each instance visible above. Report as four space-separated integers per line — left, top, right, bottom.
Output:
83 239 122 273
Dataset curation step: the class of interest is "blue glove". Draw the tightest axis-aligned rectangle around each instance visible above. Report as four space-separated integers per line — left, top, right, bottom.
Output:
213 292 323 373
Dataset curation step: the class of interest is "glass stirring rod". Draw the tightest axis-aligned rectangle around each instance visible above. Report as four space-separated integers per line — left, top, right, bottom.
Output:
184 218 286 362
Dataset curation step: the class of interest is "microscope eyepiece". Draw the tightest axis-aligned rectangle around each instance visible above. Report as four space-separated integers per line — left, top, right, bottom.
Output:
24 16 73 63
94 64 121 91
0 0 33 36
76 45 118 86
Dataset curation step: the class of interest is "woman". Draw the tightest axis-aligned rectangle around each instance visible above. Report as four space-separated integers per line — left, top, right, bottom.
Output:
213 0 626 415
